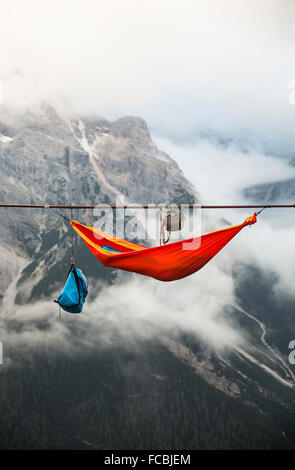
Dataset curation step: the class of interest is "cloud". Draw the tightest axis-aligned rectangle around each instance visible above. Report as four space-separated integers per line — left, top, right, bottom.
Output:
153 136 295 204
1 0 295 148
1 263 243 363
154 135 295 296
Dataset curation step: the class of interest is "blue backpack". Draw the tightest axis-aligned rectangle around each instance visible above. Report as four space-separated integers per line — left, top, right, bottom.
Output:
55 264 88 314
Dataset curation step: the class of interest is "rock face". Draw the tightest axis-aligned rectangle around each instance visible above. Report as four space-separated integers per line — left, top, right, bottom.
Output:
244 178 295 202
0 104 197 303
244 157 295 202
0 104 195 208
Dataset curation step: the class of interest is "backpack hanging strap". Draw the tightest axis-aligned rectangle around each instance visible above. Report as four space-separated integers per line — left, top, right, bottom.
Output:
70 207 75 265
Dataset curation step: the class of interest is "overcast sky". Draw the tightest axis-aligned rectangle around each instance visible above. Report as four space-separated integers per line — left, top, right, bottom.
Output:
1 0 295 149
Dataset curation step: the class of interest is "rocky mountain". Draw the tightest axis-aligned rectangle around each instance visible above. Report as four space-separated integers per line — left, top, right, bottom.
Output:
0 104 295 450
244 158 295 203
0 103 195 303
244 178 295 203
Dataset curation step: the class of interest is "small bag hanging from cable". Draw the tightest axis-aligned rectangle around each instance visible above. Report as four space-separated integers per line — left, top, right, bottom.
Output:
54 207 88 314
161 205 184 244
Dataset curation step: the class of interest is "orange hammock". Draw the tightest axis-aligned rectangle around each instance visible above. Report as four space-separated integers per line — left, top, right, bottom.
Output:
71 213 257 282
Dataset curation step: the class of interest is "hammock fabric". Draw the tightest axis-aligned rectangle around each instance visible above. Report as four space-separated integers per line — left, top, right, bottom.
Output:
71 213 257 282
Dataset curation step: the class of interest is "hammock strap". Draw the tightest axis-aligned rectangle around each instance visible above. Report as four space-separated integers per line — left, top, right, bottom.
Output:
44 205 71 222
256 205 271 216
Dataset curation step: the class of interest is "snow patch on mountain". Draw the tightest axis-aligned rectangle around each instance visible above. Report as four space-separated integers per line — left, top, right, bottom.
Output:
0 133 13 143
